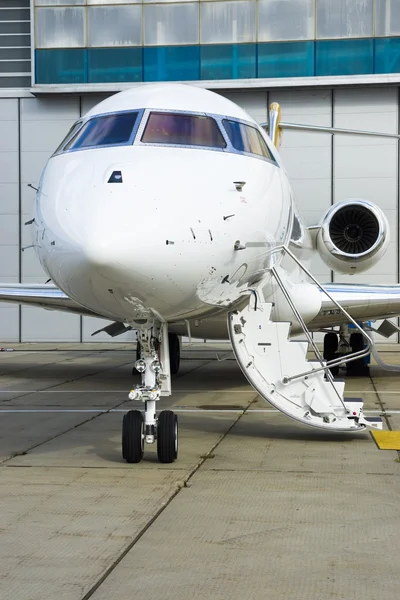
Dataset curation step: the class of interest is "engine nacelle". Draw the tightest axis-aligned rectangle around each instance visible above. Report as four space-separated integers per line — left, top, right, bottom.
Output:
316 199 389 274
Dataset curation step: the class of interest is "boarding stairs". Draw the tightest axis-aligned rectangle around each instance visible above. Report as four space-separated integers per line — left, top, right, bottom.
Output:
228 247 383 432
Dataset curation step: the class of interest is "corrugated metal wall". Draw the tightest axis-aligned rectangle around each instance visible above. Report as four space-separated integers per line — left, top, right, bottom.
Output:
0 86 398 342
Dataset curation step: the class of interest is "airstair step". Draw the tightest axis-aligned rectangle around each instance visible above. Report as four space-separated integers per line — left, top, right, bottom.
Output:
343 397 364 403
228 300 369 432
359 415 383 430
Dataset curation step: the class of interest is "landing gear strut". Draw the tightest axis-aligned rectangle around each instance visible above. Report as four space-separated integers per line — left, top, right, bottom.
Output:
134 332 180 375
123 322 177 464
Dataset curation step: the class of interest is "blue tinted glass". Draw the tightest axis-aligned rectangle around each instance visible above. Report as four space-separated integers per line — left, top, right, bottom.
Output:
258 42 314 78
88 48 142 83
35 49 86 84
65 113 138 150
316 39 374 76
142 113 226 148
223 120 272 159
143 46 200 81
200 44 256 80
375 38 400 74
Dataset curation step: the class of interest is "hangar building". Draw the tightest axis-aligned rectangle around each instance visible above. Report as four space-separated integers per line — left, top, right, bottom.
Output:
1 0 400 342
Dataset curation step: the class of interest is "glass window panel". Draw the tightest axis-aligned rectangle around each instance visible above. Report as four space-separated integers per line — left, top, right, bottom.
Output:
141 112 226 148
223 119 272 158
375 38 400 72
258 0 314 42
87 0 140 4
143 46 200 80
316 0 373 39
200 1 256 44
258 41 314 77
35 48 86 83
88 48 143 83
88 6 142 47
54 121 83 154
200 44 256 79
144 4 199 46
376 0 400 36
35 1 84 5
316 39 373 75
144 0 195 3
65 112 139 150
35 7 85 48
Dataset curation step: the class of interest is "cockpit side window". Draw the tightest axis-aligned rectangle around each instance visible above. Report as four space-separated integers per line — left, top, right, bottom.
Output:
141 112 226 149
53 120 83 155
64 112 139 151
223 120 273 160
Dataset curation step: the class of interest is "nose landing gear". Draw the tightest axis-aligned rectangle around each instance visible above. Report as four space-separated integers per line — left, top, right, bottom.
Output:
134 332 180 375
123 322 178 464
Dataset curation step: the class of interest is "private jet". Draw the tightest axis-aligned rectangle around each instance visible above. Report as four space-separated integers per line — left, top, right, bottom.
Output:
2 82 400 463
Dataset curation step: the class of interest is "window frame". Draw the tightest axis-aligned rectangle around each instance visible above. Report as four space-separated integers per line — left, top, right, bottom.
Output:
53 107 278 167
54 109 144 154
222 117 276 163
139 110 227 150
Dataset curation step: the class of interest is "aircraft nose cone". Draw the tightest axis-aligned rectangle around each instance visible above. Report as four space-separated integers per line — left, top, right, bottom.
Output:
84 237 113 269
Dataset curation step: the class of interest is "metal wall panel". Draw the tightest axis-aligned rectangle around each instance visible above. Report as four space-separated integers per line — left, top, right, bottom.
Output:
269 89 333 279
333 87 398 341
220 89 268 124
0 98 19 341
19 96 81 342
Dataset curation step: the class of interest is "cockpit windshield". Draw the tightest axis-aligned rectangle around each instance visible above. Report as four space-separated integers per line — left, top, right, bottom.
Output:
141 112 226 148
64 112 139 151
222 120 273 160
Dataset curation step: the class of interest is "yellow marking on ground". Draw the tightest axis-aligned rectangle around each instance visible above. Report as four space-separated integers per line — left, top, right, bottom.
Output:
371 430 400 450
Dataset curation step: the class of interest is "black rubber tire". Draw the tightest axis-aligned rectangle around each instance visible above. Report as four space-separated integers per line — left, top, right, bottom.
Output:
323 332 339 376
157 410 178 463
168 333 180 375
122 410 144 463
347 332 368 376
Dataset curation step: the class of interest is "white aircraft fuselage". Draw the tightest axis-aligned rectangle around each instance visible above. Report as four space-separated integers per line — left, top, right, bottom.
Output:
32 84 306 329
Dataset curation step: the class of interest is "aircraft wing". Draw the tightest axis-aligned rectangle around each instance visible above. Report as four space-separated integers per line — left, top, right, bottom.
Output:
309 283 400 329
0 284 97 317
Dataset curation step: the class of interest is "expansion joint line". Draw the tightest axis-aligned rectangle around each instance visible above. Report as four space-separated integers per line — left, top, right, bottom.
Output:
80 395 258 600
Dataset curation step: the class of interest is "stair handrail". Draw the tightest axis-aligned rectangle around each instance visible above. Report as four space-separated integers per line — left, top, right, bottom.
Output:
255 245 373 387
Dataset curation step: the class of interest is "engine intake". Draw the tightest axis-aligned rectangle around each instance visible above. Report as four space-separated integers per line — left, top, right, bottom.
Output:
317 199 389 274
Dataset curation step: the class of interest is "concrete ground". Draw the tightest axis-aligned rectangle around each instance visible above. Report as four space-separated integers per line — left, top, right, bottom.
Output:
0 343 399 600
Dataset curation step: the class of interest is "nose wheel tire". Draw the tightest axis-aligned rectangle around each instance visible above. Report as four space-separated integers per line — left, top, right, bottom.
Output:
157 410 178 463
122 410 144 463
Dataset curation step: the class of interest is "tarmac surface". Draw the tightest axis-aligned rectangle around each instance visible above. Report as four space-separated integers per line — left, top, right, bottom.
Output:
0 342 400 600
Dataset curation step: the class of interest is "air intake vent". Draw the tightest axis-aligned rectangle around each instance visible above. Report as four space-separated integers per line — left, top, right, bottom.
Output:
329 205 380 254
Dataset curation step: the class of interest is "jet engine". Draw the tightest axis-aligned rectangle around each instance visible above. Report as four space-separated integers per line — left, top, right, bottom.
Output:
316 199 389 274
